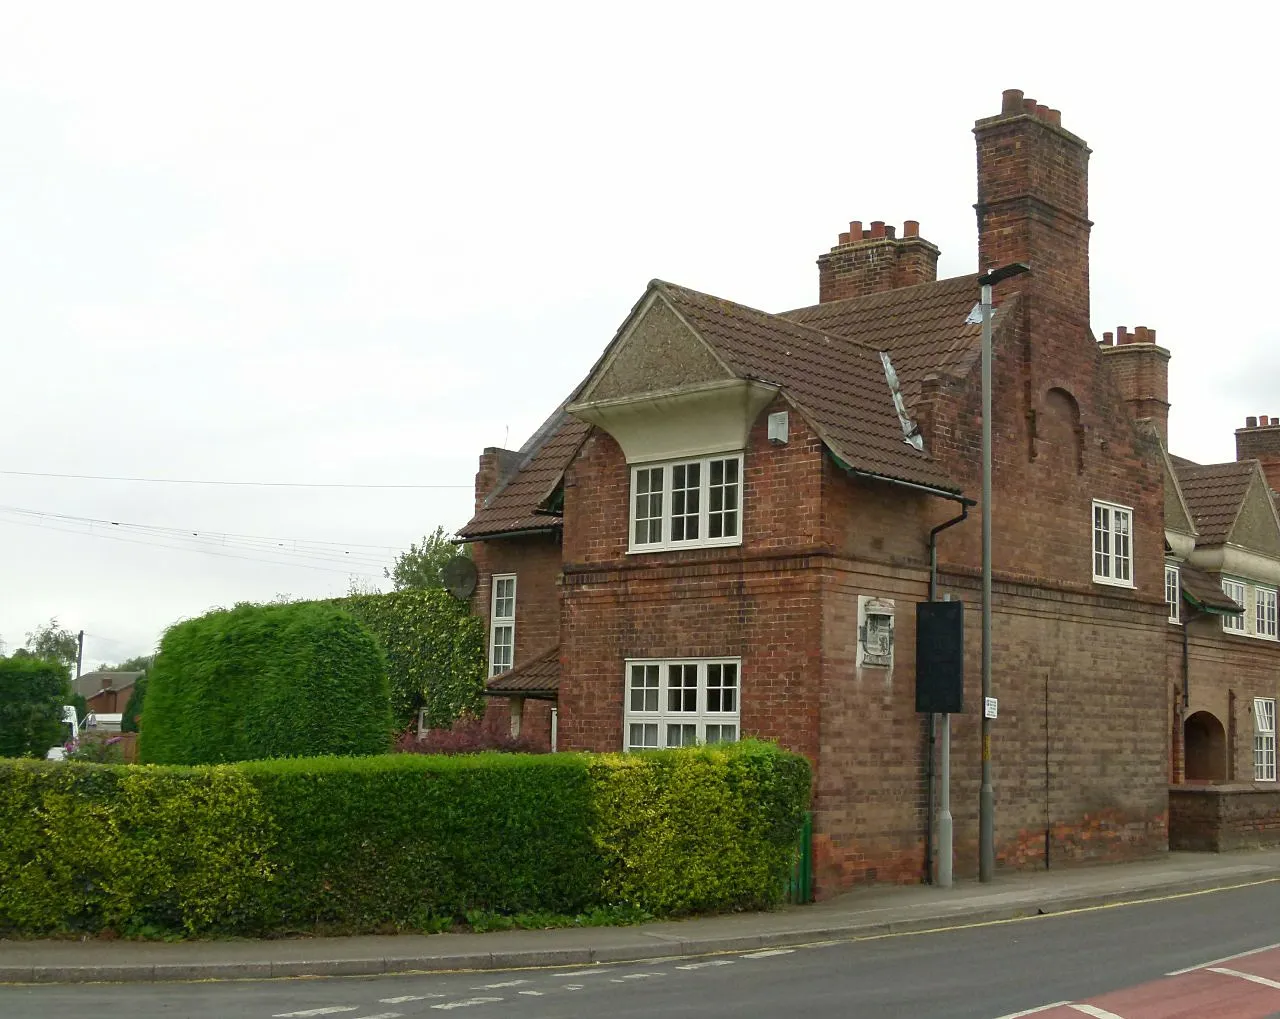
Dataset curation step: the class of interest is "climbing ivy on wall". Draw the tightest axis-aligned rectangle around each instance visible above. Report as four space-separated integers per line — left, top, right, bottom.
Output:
333 589 486 729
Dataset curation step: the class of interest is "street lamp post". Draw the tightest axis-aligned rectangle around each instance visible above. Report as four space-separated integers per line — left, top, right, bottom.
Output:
977 261 1030 883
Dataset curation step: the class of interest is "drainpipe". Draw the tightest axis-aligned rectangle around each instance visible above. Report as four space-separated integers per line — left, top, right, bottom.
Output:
925 502 970 885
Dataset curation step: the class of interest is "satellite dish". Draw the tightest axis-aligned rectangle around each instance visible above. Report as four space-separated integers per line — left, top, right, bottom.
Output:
441 556 478 600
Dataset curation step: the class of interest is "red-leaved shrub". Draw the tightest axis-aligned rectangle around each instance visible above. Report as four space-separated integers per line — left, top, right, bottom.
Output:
393 719 546 755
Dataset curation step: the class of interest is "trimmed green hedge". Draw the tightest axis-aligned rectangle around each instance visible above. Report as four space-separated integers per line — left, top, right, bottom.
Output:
333 589 486 729
138 602 392 765
0 741 809 936
0 657 72 759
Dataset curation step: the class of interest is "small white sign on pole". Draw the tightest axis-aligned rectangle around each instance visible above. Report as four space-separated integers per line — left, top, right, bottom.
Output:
984 696 998 720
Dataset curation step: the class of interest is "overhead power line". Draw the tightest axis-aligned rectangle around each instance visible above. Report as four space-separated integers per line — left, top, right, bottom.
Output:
0 469 471 489
0 506 398 577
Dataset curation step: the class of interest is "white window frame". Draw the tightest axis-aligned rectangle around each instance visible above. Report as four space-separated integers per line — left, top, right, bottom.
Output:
1255 697 1276 782
1165 565 1181 624
1222 578 1248 633
1257 587 1278 640
628 453 744 553
1092 500 1134 587
623 658 741 750
489 574 516 676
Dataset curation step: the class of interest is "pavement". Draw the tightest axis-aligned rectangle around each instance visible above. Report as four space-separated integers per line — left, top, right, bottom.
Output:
3 848 1280 985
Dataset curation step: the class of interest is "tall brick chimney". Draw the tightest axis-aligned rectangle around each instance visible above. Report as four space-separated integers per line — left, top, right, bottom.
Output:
1098 326 1171 443
1236 416 1280 493
817 219 940 303
974 90 1091 323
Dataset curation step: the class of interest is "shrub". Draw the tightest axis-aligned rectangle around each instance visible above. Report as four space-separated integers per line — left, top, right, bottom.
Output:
334 589 486 729
138 602 392 765
0 657 72 759
0 742 810 936
395 719 546 755
0 761 275 935
121 675 147 733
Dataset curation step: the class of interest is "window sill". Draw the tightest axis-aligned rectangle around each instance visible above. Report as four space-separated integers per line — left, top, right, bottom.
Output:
1092 576 1136 589
628 537 744 555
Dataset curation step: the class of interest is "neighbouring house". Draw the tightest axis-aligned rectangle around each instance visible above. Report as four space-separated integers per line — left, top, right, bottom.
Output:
457 89 1279 894
75 671 143 717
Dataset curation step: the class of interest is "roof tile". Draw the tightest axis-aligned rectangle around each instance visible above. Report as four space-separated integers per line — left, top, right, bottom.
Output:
1172 460 1256 545
484 645 560 697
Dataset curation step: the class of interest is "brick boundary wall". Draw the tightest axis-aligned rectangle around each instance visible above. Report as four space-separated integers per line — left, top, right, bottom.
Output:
1169 785 1280 851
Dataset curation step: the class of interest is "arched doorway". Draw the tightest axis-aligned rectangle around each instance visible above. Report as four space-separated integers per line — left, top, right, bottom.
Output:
1184 711 1227 782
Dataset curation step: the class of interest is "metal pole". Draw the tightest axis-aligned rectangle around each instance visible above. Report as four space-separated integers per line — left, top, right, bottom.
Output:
979 282 995 883
75 630 84 679
939 711 953 887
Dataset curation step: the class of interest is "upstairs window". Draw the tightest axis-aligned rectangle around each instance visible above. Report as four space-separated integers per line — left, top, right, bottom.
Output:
489 575 516 675
1258 587 1279 640
1165 565 1181 624
1222 579 1248 633
1255 698 1276 782
630 454 743 552
625 658 740 749
1092 501 1133 586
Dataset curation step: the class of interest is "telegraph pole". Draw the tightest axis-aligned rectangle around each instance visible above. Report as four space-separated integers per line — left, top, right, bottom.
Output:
977 262 1030 883
76 630 84 679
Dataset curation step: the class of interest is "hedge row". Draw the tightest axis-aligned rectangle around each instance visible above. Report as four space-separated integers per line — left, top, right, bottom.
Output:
333 589 486 729
0 657 72 759
0 741 809 936
138 602 392 765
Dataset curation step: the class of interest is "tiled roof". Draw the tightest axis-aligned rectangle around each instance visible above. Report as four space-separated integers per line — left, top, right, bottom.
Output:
484 645 560 698
780 274 991 400
1179 563 1244 615
1172 459 1256 545
74 671 143 698
655 282 960 494
461 276 978 539
457 415 591 540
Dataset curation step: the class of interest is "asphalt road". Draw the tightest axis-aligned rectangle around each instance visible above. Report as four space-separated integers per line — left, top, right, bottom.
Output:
4 882 1280 1019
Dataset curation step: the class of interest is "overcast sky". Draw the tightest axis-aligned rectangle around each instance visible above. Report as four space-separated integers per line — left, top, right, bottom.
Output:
2 3 1275 664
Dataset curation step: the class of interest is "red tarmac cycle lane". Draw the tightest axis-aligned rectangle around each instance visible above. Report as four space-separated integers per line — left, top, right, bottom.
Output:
1001 945 1280 1018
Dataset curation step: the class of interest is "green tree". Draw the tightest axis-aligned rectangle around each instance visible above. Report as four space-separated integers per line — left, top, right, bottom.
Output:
95 654 155 673
23 619 79 671
121 675 148 733
385 526 468 591
0 657 73 758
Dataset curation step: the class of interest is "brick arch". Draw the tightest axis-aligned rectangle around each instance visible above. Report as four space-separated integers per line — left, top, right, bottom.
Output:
1034 386 1084 472
1184 710 1227 782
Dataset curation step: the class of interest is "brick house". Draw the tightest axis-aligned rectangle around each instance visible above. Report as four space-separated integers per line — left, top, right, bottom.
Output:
458 90 1275 893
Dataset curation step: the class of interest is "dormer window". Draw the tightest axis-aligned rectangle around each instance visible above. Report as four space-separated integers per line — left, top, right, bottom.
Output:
629 453 743 553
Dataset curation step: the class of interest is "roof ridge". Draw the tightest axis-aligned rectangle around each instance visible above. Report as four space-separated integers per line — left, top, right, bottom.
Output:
779 272 982 318
652 279 883 357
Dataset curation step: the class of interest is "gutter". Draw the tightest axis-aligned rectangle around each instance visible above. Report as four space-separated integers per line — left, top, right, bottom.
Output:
455 525 560 545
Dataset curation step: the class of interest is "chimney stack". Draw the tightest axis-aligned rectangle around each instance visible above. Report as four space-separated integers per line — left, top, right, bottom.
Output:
1100 325 1171 444
817 220 940 303
974 90 1091 323
1236 416 1280 493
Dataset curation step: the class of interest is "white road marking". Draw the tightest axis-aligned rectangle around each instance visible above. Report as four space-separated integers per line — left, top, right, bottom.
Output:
351 1013 403 1019
471 979 529 989
517 990 545 996
557 968 612 977
1069 1005 1127 1018
610 972 664 982
562 984 584 990
989 1005 1073 1019
274 1009 359 1018
1167 941 1280 976
742 949 796 959
1209 966 1280 990
380 997 442 1004
676 959 735 970
431 998 504 1010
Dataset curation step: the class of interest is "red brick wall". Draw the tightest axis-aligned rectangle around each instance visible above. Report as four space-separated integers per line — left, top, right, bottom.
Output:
470 534 562 668
817 221 940 304
1236 420 1280 493
1170 786 1280 851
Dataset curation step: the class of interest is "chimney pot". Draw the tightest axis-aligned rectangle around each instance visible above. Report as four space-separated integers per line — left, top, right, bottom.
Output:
1247 416 1259 428
1045 108 1062 126
1148 328 1157 344
884 224 897 239
849 220 862 239
1102 331 1114 345
1263 416 1272 427
870 220 886 238
838 232 851 245
1035 104 1051 119
1001 88 1025 115
1117 326 1129 344
904 219 920 237
1023 97 1038 114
